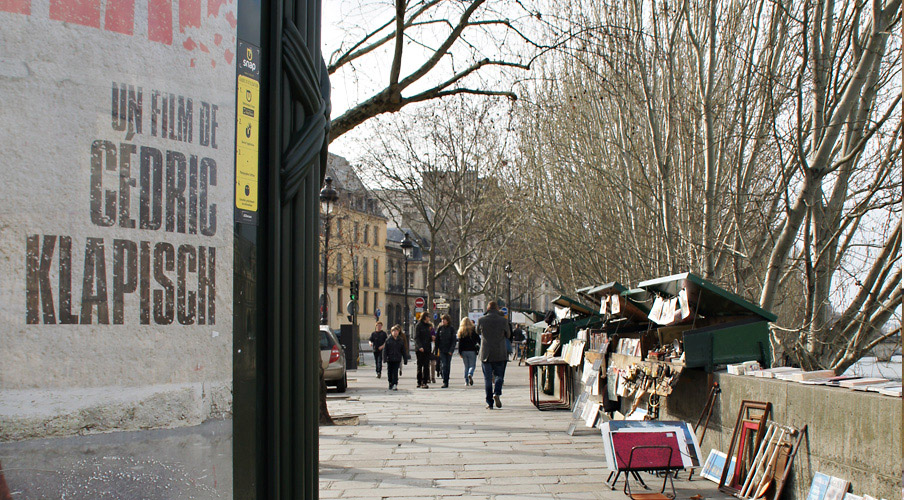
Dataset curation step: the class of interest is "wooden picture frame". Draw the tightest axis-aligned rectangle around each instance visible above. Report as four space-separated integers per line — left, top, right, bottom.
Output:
718 400 772 494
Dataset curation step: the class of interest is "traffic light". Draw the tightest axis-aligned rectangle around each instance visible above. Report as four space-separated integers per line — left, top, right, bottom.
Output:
349 280 359 301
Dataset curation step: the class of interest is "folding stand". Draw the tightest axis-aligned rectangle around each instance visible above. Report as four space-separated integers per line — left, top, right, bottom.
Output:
623 445 678 500
606 470 649 491
688 381 720 480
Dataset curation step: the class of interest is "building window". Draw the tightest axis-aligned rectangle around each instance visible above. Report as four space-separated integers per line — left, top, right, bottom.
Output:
336 218 342 237
373 258 379 288
374 293 379 316
336 253 343 278
364 225 369 246
408 271 414 288
337 288 343 316
374 227 379 246
363 291 369 314
353 221 359 242
363 259 369 287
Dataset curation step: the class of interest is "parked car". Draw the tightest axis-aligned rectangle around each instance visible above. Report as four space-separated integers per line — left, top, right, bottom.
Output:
320 326 347 392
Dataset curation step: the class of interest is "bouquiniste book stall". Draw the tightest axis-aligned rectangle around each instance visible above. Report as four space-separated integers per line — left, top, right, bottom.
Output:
543 274 798 497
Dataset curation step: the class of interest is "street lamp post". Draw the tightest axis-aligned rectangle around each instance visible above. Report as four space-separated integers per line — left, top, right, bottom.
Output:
504 261 512 318
401 232 414 337
319 177 338 325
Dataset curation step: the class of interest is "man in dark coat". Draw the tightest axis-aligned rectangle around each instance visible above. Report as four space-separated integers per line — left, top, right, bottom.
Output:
434 314 457 388
477 301 512 409
414 314 434 388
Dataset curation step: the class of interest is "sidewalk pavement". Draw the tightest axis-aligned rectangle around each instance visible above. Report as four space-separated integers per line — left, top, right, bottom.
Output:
320 359 736 499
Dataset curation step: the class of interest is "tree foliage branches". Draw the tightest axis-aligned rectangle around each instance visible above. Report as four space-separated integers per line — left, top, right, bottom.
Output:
359 96 518 318
515 0 901 370
326 0 553 142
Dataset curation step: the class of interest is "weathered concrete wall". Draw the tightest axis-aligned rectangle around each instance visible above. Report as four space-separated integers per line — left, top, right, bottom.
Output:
0 0 238 438
0 382 231 441
662 371 902 499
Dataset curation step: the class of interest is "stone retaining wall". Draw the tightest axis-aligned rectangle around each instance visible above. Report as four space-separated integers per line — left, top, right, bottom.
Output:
0 382 232 442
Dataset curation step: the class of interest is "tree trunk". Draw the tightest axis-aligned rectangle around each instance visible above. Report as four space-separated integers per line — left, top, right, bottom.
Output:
319 364 333 425
458 275 470 321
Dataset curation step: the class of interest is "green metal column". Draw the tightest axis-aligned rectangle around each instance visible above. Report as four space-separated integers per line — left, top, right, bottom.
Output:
263 0 330 495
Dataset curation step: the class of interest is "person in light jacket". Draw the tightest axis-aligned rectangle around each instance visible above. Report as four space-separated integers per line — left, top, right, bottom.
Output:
477 301 512 409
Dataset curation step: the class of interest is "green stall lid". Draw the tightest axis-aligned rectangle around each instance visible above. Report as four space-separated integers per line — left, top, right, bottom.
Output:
583 282 629 300
552 295 599 317
638 272 777 322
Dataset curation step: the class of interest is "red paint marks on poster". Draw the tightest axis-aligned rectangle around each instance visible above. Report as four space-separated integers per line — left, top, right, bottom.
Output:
0 0 30 15
104 0 134 34
178 0 200 32
207 0 227 17
147 0 172 44
49 0 100 27
6 0 236 68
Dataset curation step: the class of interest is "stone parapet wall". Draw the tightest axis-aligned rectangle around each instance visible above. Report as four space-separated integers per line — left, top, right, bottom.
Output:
0 382 232 442
661 370 901 500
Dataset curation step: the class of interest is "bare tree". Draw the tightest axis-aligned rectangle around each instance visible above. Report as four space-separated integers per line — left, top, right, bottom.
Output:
325 0 549 141
513 0 901 370
757 0 902 371
360 97 517 319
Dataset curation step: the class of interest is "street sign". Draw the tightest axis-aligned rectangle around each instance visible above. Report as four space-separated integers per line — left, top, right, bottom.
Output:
375 308 381 318
501 307 509 316
436 303 450 310
414 297 425 308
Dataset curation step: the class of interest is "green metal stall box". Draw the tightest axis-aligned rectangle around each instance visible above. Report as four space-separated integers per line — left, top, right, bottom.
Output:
638 272 777 371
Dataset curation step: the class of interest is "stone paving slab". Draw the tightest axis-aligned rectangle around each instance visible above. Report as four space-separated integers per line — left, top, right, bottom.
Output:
320 361 736 500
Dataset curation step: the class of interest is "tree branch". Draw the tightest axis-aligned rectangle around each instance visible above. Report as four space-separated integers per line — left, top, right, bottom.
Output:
327 0 443 74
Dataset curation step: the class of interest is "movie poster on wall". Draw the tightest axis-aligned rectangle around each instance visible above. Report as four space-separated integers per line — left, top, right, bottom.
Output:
0 0 237 394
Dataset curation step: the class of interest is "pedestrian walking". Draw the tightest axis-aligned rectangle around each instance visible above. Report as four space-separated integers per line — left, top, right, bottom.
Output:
477 301 511 409
368 321 388 379
457 317 479 386
398 328 409 377
383 324 409 390
429 326 438 384
414 313 433 388
435 314 457 388
511 324 526 362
